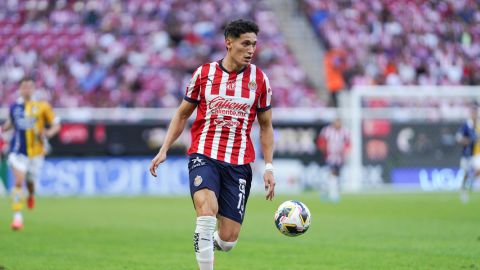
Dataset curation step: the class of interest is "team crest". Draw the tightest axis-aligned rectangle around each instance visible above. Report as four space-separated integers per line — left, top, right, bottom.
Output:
226 80 236 91
194 175 203 187
248 80 257 91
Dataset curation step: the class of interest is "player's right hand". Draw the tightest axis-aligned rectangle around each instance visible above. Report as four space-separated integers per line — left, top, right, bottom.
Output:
149 151 167 177
264 171 275 201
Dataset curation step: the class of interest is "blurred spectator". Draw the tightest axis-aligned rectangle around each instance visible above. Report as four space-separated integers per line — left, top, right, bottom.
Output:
304 0 480 88
324 46 346 107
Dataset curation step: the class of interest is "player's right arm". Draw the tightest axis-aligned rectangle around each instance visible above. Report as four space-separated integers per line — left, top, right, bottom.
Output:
149 100 197 177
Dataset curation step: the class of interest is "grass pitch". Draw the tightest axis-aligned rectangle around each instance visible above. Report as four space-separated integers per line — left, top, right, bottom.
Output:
0 192 479 270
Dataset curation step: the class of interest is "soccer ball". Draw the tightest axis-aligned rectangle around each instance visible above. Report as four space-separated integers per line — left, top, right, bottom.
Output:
274 200 311 237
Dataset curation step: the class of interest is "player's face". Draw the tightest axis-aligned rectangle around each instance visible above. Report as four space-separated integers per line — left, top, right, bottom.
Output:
226 32 257 67
19 80 35 99
333 119 341 129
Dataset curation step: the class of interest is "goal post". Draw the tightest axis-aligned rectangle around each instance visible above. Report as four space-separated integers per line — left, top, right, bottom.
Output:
348 86 480 192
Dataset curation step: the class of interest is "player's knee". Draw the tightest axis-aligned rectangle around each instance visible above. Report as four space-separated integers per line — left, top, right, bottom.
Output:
214 231 237 252
194 200 218 216
194 189 218 216
195 198 218 216
221 230 239 242
196 208 217 217
219 240 237 252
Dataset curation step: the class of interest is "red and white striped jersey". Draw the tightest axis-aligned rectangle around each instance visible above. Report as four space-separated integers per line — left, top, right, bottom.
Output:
184 60 272 165
318 124 350 165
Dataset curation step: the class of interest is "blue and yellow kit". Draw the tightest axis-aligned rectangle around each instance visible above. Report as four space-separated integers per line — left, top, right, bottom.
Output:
458 119 480 157
9 98 58 157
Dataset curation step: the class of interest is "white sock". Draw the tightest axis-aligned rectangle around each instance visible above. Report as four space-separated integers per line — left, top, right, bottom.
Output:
213 231 237 252
194 216 216 270
13 212 23 222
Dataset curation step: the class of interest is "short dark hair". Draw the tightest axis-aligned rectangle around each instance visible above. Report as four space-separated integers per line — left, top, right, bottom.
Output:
224 19 259 39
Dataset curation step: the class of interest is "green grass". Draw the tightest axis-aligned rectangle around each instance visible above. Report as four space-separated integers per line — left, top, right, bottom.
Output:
0 192 479 270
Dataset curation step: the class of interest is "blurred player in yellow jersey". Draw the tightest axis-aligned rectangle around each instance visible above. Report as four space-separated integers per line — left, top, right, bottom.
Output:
1 77 61 230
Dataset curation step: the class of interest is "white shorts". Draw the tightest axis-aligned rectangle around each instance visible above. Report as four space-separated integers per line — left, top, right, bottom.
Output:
7 153 44 182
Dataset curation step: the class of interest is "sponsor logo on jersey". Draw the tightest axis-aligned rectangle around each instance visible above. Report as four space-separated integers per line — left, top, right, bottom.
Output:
214 118 240 128
208 96 249 118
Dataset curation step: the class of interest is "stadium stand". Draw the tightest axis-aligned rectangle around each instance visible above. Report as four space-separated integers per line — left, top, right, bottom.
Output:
0 0 320 108
303 0 480 89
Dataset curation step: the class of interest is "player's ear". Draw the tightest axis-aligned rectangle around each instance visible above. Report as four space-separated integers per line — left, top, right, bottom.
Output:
225 37 233 50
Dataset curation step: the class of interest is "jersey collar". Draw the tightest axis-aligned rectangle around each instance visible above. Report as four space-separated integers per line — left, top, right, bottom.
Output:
218 59 248 74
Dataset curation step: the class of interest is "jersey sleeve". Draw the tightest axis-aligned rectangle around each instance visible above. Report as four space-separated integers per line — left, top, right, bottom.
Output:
184 67 202 104
257 73 272 112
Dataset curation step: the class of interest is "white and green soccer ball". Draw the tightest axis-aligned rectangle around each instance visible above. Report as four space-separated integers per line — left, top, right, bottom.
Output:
274 200 311 237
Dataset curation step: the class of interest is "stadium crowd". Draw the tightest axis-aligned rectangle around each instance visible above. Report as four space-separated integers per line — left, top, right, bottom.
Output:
0 0 320 108
303 0 480 88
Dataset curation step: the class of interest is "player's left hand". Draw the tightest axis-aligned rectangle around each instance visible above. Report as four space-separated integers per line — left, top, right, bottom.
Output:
264 171 275 201
38 128 55 140
149 151 167 177
44 129 56 139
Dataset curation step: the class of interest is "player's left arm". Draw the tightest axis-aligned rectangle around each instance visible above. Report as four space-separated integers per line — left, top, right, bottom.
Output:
257 109 275 201
42 102 61 139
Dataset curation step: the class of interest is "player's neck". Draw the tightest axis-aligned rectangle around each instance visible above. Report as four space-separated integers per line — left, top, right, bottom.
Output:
221 57 246 73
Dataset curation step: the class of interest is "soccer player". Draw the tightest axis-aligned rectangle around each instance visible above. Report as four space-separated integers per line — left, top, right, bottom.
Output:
317 117 350 202
1 77 61 230
149 19 275 270
456 103 479 203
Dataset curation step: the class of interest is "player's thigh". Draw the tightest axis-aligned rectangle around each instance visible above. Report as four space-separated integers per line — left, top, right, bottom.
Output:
217 214 242 242
26 156 44 183
217 163 252 225
188 154 221 215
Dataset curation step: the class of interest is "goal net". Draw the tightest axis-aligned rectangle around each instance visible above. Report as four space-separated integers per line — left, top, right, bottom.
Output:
346 86 480 192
